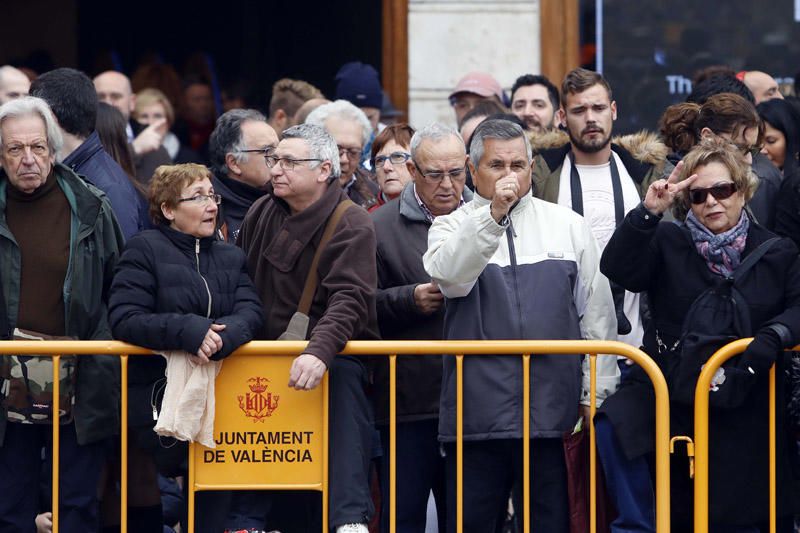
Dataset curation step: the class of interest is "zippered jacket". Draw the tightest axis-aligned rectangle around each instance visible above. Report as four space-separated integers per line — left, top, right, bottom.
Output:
0 163 125 446
423 192 619 440
108 225 263 385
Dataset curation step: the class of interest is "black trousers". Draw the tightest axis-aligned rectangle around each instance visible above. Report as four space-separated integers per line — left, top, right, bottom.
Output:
443 438 569 533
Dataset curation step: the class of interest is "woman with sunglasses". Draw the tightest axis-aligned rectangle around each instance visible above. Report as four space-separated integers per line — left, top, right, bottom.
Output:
368 124 416 212
107 163 263 532
599 137 800 531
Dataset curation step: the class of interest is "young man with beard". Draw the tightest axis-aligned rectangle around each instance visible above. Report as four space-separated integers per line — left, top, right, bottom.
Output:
531 68 667 533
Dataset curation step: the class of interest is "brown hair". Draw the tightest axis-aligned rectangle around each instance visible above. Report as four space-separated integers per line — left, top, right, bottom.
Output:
148 163 212 225
560 68 613 106
370 123 415 163
659 102 701 153
659 93 764 154
269 78 324 118
671 136 759 220
134 88 175 127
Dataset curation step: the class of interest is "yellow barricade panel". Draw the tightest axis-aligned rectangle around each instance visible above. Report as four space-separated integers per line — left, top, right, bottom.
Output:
193 354 325 488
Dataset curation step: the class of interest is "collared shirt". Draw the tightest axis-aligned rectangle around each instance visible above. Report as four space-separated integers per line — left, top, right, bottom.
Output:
413 184 465 223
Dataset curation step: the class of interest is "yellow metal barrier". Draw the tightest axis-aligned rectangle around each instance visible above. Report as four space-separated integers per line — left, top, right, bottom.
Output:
338 340 671 533
693 338 787 533
0 339 670 533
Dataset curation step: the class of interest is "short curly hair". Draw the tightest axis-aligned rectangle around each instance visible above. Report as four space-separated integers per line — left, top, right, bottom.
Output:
148 163 212 225
672 136 759 221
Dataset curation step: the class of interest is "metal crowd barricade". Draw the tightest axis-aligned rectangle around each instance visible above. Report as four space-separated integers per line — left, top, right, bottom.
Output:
0 340 152 533
693 338 792 533
0 339 671 533
341 340 671 533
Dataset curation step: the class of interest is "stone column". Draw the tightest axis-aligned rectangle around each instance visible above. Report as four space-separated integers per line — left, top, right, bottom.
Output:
407 0 541 127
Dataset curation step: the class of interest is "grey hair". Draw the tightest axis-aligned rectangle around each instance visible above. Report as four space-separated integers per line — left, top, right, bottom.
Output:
208 108 267 174
469 118 531 167
0 96 63 156
409 122 464 164
281 123 341 178
305 99 372 147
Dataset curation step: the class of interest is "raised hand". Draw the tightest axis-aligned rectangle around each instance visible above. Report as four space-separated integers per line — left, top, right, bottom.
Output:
490 174 520 223
643 160 698 216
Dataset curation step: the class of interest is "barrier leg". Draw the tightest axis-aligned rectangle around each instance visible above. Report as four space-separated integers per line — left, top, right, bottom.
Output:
389 354 397 533
590 354 597 533
456 354 463 533
52 355 61 533
121 354 128 533
522 354 530 533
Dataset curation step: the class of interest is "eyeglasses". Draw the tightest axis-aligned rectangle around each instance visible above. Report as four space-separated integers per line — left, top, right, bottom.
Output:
178 194 222 205
373 151 411 168
688 182 737 204
731 141 762 159
338 146 362 160
265 156 323 170
418 166 467 183
239 147 275 157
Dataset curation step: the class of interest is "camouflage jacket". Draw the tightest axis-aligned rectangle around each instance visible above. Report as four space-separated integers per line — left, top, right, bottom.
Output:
0 163 125 446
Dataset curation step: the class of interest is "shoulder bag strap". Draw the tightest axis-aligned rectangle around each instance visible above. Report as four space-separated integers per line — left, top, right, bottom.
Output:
297 199 356 315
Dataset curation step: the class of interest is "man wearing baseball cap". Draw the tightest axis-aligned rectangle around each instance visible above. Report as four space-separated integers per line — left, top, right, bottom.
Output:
449 71 506 126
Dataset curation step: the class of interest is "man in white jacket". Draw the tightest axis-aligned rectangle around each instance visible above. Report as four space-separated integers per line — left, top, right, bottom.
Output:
423 118 619 532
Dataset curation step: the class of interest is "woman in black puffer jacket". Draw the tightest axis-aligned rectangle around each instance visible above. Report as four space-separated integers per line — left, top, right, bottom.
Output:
108 163 263 532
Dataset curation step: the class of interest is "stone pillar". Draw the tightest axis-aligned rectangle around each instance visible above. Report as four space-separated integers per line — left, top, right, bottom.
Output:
407 0 541 127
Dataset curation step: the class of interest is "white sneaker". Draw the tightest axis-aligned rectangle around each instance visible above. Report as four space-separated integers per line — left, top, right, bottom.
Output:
335 524 368 533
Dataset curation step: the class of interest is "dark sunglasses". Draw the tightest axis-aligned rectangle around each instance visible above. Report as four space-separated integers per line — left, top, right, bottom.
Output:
688 182 737 204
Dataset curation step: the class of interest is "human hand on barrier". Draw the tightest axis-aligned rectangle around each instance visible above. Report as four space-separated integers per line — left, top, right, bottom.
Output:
35 512 52 533
195 323 226 363
289 353 327 390
414 282 444 315
643 160 697 216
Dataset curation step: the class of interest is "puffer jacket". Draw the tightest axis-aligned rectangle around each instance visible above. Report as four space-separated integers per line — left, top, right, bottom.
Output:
0 163 125 446
108 224 263 385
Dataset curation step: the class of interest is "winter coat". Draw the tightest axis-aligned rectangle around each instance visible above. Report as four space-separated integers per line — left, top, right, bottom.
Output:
423 191 620 441
108 224 263 385
345 167 380 210
371 183 473 424
0 163 125 446
775 169 800 248
211 170 268 243
530 130 667 203
599 204 800 526
237 181 380 365
62 131 148 241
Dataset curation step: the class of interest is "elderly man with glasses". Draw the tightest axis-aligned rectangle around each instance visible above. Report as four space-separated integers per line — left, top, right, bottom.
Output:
208 108 279 242
237 123 380 533
306 99 380 209
369 122 472 532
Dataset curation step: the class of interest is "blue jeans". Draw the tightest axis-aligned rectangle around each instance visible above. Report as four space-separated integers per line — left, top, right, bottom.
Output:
595 414 655 533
